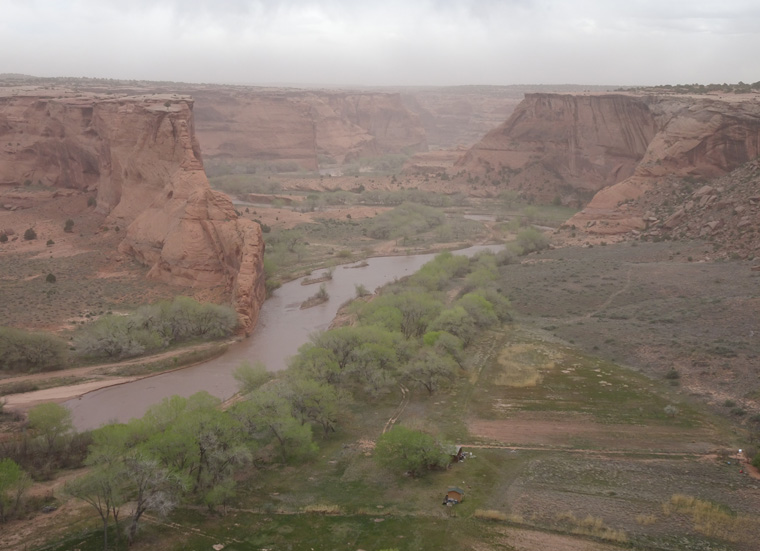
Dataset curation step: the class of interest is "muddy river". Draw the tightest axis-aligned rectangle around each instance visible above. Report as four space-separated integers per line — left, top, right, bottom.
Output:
66 245 501 430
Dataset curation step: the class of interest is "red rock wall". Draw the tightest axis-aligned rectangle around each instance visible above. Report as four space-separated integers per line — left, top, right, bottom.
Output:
0 90 265 333
192 89 427 168
456 93 658 201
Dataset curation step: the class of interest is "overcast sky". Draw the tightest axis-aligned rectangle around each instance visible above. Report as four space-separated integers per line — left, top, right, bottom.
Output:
2 0 758 87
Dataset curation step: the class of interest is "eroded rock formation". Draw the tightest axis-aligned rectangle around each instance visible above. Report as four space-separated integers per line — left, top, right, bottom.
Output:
0 88 265 333
192 88 428 170
457 92 760 235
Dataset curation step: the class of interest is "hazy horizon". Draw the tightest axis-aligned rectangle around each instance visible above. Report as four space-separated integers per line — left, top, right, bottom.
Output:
2 1 758 88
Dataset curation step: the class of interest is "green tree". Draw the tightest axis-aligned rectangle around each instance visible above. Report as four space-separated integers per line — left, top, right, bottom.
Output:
0 458 30 522
456 292 498 328
232 386 316 462
289 344 341 384
346 342 398 397
515 227 549 254
281 375 348 435
233 360 271 395
123 453 185 545
401 348 458 395
429 306 477 345
0 326 68 372
27 402 73 455
423 331 465 368
394 291 441 339
65 465 127 551
374 426 448 477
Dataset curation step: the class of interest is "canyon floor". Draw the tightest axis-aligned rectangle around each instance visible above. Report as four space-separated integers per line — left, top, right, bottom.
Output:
2 175 760 550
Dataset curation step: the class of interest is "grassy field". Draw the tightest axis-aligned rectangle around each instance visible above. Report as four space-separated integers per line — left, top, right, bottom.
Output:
36 322 760 551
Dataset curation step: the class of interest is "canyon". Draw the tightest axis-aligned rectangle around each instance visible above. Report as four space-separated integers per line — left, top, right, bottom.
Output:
455 91 760 251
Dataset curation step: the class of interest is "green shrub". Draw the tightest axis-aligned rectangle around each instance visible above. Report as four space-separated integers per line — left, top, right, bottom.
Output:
87 196 96 207
515 227 549 254
0 233 7 243
46 239 54 246
374 425 449 477
23 228 36 240
0 326 68 372
45 273 56 283
63 219 74 233
74 297 238 358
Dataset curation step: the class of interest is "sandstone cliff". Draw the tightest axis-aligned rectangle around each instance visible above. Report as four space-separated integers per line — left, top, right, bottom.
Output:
0 88 265 333
191 88 427 170
457 92 760 236
456 93 658 202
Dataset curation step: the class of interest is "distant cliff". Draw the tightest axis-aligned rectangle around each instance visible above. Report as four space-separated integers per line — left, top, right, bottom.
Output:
457 92 760 235
192 88 428 170
0 89 265 333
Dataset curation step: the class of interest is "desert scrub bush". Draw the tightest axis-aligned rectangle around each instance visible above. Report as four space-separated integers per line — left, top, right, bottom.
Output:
663 494 753 542
473 509 523 523
635 514 658 526
0 233 7 243
363 202 445 240
302 504 341 515
0 326 68 373
74 296 238 359
45 273 56 283
514 227 549 254
63 219 74 232
23 228 36 240
554 512 627 543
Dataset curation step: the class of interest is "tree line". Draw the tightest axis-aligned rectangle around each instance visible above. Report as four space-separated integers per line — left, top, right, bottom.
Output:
0 296 238 374
2 249 515 547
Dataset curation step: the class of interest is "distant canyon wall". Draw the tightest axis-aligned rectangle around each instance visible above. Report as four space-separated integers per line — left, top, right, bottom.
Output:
191 89 428 170
457 92 760 232
0 90 265 333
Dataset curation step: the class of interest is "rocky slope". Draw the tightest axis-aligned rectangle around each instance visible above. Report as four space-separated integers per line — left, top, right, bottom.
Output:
457 92 760 240
0 87 265 333
610 160 760 260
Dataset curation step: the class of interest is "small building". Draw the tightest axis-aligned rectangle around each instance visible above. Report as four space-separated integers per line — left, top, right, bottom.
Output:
443 487 465 505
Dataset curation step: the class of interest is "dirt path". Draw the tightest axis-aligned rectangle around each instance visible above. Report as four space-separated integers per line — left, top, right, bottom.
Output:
559 266 633 325
383 384 410 434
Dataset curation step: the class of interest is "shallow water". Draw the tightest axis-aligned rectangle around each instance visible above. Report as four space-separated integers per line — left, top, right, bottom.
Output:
66 245 502 430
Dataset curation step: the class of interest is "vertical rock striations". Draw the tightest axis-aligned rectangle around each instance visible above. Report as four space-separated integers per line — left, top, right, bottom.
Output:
457 92 760 234
0 88 265 334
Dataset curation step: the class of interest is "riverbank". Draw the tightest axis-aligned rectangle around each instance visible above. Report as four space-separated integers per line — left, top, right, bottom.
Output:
1 341 232 414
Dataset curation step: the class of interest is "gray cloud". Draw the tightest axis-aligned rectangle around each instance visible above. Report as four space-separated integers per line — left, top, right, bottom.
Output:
1 0 757 85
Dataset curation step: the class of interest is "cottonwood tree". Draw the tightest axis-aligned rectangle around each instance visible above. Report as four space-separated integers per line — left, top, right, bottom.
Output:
374 426 449 478
346 342 398 397
27 402 73 456
233 360 272 395
282 375 348 435
0 458 30 522
401 348 458 395
231 386 316 462
289 344 341 385
429 306 477 345
143 392 250 504
423 331 465 368
65 465 127 551
456 292 498 328
124 453 185 545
